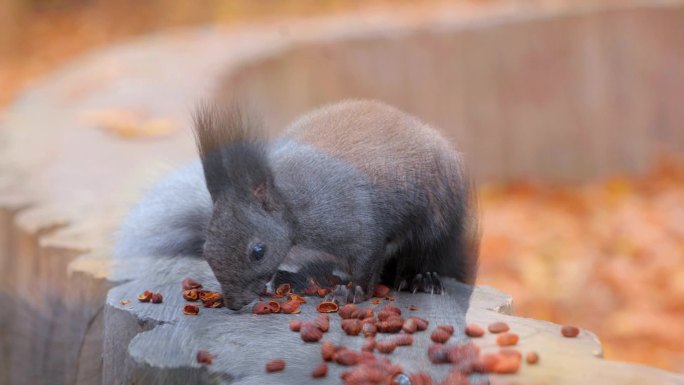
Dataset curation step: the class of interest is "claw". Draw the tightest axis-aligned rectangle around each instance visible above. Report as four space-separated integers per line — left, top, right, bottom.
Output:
323 292 336 303
327 284 349 305
403 272 446 295
395 279 407 292
352 285 365 304
432 272 445 295
264 279 274 294
410 274 422 294
421 272 434 294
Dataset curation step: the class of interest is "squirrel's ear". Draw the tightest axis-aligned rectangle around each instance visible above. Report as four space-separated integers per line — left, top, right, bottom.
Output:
253 182 275 212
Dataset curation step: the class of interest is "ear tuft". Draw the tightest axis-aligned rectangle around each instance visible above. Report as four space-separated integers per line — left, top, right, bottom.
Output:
193 101 272 204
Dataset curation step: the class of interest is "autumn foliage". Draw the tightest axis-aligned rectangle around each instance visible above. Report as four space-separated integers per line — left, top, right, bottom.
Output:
478 158 684 371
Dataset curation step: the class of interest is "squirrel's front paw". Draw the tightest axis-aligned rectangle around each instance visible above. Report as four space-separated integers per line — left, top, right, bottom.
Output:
397 272 445 295
325 283 372 304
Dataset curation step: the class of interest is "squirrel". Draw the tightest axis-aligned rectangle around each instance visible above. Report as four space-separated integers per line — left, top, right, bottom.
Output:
115 100 479 310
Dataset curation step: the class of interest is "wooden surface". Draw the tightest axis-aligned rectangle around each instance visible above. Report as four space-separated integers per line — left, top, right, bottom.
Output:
103 255 684 385
1 1 684 384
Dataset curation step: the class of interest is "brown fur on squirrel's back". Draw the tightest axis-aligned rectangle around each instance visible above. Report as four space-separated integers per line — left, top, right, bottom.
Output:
283 100 469 231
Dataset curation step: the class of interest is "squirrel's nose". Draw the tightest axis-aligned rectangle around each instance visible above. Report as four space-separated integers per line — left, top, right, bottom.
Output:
225 294 254 311
226 299 246 311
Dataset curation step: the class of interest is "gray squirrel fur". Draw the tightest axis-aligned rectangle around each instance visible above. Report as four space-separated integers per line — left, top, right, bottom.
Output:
115 100 479 310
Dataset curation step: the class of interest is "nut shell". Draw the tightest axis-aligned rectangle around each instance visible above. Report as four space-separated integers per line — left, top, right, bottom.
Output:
289 319 302 332
362 322 377 338
252 302 270 315
334 349 359 366
361 338 376 352
321 341 336 361
288 293 307 303
316 301 339 313
561 325 580 338
381 305 401 316
430 328 451 343
182 304 199 315
408 372 433 385
352 307 374 320
137 290 153 302
482 351 521 374
341 319 362 336
446 342 480 364
402 318 417 334
150 293 163 304
427 344 449 364
281 300 301 314
464 324 485 337
488 321 510 334
301 324 323 342
317 288 331 297
378 316 404 333
393 334 413 346
265 359 286 372
376 340 397 354
267 301 281 313
496 333 519 346
182 278 203 290
338 304 357 319
183 289 199 301
441 371 468 385
196 350 213 364
204 297 224 308
199 291 222 305
314 316 330 332
373 284 391 298
411 317 429 331
311 363 328 378
275 283 291 296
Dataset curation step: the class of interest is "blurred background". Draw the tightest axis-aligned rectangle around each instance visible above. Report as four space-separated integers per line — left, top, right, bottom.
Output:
1 0 682 374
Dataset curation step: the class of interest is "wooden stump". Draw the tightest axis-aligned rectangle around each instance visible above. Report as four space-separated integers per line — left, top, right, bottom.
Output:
1 1 683 384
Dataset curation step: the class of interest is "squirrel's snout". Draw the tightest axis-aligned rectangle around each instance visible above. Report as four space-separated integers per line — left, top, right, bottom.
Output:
225 297 250 311
223 290 259 311
226 302 245 311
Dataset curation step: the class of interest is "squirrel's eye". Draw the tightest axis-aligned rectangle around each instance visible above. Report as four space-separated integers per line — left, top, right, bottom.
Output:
251 243 266 261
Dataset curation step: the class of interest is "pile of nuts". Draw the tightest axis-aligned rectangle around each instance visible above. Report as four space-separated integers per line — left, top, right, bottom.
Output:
182 277 226 365
137 290 163 304
252 283 308 315
265 359 286 372
180 277 225 316
253 281 585 384
279 299 508 384
196 350 214 365
251 281 370 316
131 278 582 379
252 282 400 317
